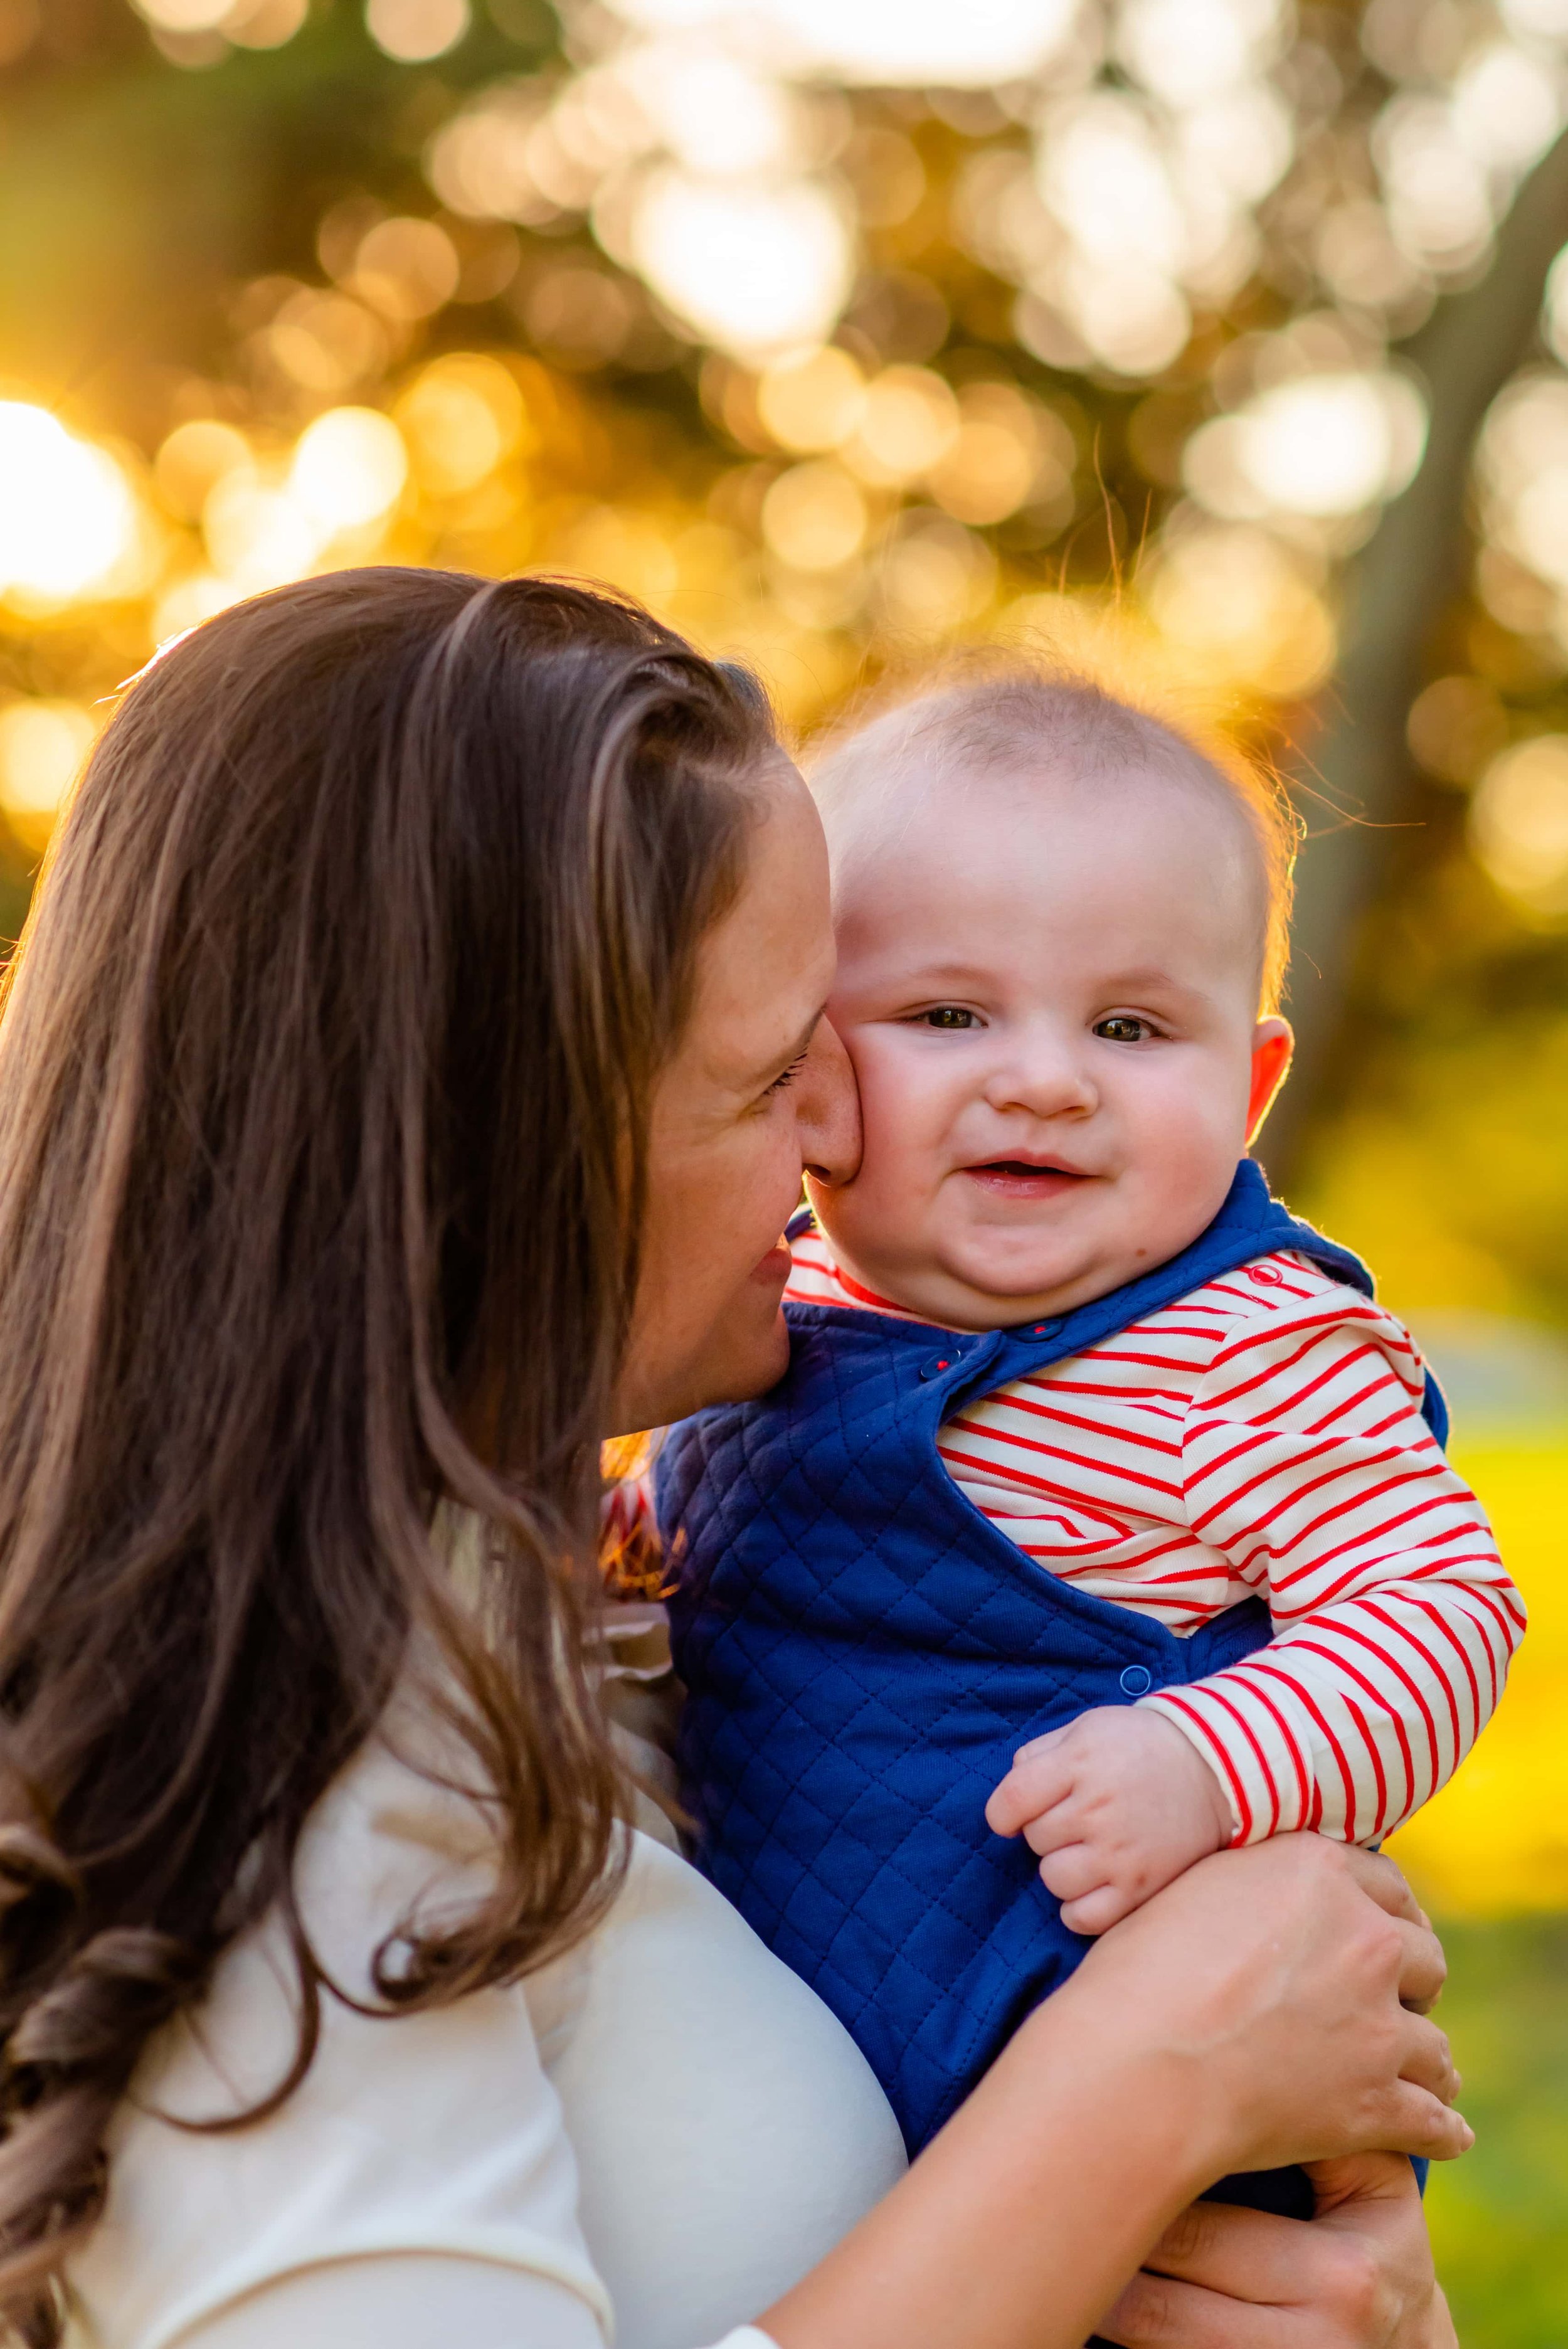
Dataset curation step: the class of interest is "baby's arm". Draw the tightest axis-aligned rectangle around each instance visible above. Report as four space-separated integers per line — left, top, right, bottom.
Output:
600 1451 669 1598
1145 1288 1522 1851
988 1279 1524 1933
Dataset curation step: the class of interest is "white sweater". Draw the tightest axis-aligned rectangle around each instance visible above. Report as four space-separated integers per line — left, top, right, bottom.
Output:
65 1715 906 2349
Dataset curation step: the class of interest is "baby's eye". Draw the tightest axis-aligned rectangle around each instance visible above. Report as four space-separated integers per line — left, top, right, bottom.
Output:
919 1007 978 1030
1094 1015 1155 1045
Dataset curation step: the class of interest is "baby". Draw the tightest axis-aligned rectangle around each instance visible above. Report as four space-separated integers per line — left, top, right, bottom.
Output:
651 674 1523 2195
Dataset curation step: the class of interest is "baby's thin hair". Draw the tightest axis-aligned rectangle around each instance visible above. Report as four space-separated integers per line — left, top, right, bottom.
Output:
809 667 1300 1015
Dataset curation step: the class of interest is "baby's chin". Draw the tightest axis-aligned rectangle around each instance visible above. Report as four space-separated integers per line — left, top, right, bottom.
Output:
931 1241 1146 1328
830 1234 1146 1332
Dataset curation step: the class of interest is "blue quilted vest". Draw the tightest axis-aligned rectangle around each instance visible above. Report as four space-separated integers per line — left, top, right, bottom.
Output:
660 1159 1448 2175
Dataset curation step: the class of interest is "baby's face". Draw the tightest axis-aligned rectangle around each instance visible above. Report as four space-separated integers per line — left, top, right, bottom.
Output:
808 757 1290 1331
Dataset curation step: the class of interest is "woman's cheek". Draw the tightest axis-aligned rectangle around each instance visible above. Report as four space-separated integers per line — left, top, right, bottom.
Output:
733 1113 797 1246
767 1113 810 1236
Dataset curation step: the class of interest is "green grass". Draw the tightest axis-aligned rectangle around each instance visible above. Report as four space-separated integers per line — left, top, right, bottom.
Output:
1424 1916 1568 2344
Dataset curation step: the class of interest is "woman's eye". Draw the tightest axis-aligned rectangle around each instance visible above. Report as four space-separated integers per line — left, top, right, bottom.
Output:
763 1051 808 1098
1094 1015 1153 1044
921 1007 977 1030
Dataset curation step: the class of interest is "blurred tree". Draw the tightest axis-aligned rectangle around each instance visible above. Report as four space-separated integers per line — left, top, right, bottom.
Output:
4 0 1568 1321
1269 117 1568 1174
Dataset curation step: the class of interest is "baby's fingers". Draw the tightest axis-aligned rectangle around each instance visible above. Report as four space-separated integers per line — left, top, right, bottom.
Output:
985 1744 1075 1838
1037 1840 1110 1906
1020 1800 1083 1860
1058 1882 1136 1936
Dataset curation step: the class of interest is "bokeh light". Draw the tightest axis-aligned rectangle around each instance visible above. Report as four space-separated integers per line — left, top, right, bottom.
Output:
1140 520 1336 697
1185 371 1426 522
365 0 470 62
927 393 1044 527
289 407 408 533
617 39 802 179
1407 675 1510 788
396 355 526 494
874 509 997 639
0 701 97 849
521 268 638 368
760 462 867 572
425 87 561 226
1543 246 1568 370
756 347 866 453
1472 735 1568 914
628 171 852 356
557 505 679 608
1477 371 1568 608
130 0 232 29
226 0 309 46
1451 40 1563 172
605 0 1081 86
1376 95 1493 272
154 421 253 522
845 366 960 485
351 218 462 322
0 406 140 607
202 477 321 594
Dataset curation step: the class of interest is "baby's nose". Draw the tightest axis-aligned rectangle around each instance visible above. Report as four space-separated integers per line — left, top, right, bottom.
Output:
983 1047 1098 1119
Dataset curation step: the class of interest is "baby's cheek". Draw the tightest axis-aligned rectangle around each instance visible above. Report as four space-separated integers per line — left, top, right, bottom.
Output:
818 1041 950 1263
849 1042 950 1184
1123 1072 1244 1228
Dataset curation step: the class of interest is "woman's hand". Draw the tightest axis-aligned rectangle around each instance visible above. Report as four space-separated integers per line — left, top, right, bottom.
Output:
1098 2155 1458 2349
193 1847 1465 2349
1049 1834 1470 2185
763 1838 1465 2349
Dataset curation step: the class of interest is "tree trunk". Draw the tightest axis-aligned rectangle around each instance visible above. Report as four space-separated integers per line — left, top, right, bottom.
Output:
1260 124 1568 1180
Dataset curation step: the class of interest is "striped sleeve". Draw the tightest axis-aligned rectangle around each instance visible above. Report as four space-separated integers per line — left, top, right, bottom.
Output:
599 1466 666 1597
1142 1288 1525 1847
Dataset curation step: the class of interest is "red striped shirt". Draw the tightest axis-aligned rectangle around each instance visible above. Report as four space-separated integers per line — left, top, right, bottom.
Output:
783 1229 1523 1846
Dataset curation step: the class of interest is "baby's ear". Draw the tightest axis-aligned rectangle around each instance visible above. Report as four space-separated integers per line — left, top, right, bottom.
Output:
1247 1018 1294 1142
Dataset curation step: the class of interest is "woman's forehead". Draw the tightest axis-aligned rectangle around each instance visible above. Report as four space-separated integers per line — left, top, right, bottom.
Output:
685 776 834 1082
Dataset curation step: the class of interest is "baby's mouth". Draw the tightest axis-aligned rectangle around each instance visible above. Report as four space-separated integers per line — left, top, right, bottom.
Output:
961 1160 1091 1199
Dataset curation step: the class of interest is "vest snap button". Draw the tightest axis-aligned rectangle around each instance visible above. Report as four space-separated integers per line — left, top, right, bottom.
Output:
919 1355 952 1381
1030 1317 1064 1338
1118 1665 1153 1697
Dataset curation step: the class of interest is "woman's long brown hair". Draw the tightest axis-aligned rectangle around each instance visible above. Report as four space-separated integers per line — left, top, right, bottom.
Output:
0 568 769 2341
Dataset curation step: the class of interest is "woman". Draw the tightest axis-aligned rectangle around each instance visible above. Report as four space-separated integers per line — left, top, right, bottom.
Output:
0 569 1464 2349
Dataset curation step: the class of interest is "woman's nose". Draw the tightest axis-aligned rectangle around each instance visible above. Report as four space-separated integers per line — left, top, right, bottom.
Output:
796 1017 862 1187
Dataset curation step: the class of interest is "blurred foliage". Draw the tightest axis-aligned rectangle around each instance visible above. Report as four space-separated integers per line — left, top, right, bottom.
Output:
0 1 1564 1327
1422 1914 1568 2345
1377 1436 1568 2328
1392 1445 1568 1911
0 8 1559 1611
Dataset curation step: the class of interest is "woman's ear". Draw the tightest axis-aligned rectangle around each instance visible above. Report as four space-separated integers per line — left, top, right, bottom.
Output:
1247 1017 1294 1143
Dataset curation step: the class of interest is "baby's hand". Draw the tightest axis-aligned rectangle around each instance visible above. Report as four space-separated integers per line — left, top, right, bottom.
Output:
985 1705 1234 1935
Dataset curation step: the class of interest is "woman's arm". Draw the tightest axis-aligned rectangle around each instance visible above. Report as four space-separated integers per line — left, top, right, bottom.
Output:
760 1837 1466 2349
172 1839 1463 2349
1100 2156 1458 2349
165 2258 609 2349
180 2168 1455 2349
